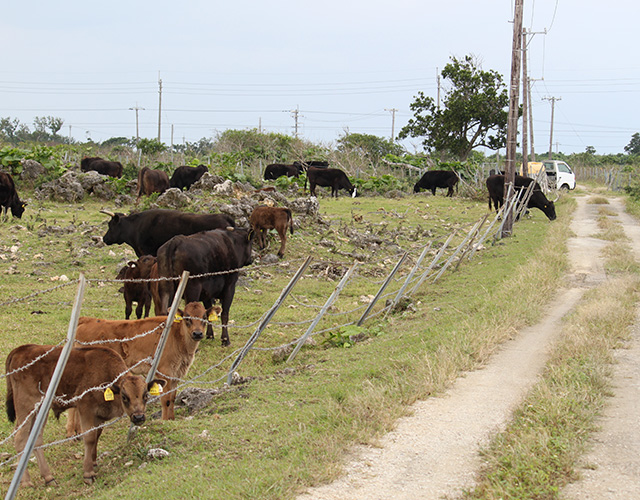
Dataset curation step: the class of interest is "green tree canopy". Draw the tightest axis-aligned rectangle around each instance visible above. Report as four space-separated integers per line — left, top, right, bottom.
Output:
624 133 640 155
336 132 404 165
398 55 509 161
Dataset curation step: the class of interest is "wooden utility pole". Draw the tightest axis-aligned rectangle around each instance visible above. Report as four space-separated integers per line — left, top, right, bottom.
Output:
129 104 144 145
521 27 529 177
503 0 524 238
543 96 561 159
157 74 163 142
385 108 398 140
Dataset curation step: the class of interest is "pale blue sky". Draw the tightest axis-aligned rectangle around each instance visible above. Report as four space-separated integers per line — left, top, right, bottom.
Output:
1 1 637 155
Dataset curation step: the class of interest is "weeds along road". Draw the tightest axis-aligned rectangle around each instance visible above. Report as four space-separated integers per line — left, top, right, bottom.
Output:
297 190 640 500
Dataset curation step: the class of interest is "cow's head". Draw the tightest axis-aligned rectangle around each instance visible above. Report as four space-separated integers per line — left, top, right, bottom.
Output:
175 302 211 341
529 192 557 221
100 211 125 245
11 201 26 219
110 374 165 425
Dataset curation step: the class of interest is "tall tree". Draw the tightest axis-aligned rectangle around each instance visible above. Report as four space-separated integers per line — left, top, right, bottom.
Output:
398 55 510 161
625 133 640 155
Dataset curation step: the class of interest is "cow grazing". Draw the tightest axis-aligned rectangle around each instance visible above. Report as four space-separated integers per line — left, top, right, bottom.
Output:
170 164 208 190
264 163 303 180
116 255 157 319
306 167 356 198
250 206 294 258
101 208 236 257
80 157 123 178
294 160 329 170
486 174 557 221
157 228 253 346
413 170 459 197
0 172 26 219
5 344 163 486
137 167 170 199
70 302 213 425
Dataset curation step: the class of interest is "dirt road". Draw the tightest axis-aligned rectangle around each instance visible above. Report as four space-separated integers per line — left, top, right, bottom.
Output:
297 192 640 500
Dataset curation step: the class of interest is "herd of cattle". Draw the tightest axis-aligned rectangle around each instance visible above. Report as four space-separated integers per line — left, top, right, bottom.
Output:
2 156 559 488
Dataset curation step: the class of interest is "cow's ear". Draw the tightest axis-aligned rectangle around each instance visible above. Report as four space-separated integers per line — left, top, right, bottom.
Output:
148 379 166 392
110 383 121 395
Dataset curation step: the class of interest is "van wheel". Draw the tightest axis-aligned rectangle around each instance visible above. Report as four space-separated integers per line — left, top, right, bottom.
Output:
560 184 570 192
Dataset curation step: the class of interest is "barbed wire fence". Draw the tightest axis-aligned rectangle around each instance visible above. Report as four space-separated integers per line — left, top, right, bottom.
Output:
0 204 518 492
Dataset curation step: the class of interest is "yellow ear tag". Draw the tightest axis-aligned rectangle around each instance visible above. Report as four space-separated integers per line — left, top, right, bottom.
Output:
208 312 219 322
104 388 115 401
149 383 163 396
173 315 183 323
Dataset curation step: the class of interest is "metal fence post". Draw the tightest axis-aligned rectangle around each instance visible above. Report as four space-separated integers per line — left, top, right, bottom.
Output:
6 275 86 500
227 256 312 385
357 252 408 326
408 232 455 296
287 262 359 363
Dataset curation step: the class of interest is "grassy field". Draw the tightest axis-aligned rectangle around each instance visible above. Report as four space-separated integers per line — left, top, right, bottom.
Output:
0 184 572 499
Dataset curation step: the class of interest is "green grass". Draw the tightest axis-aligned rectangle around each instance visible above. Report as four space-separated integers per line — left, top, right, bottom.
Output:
0 187 572 499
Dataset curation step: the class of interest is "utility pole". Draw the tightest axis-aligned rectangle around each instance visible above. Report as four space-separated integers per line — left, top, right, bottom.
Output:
503 0 523 238
528 77 536 161
157 73 163 142
385 108 398 140
290 106 300 138
521 27 529 177
543 96 561 159
129 104 144 145
436 67 441 110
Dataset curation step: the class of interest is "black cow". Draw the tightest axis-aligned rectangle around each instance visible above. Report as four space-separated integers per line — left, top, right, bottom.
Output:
306 167 356 198
486 174 557 221
0 172 26 219
264 163 303 180
101 209 236 257
294 160 329 170
137 167 170 200
170 164 208 190
414 170 459 197
80 157 123 178
156 228 254 346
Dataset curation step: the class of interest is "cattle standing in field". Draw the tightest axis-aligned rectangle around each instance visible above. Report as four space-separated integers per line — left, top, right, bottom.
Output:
70 302 213 426
294 160 329 169
101 208 236 257
486 174 557 221
0 172 26 219
137 167 170 200
5 344 163 486
413 170 459 197
170 164 208 190
306 166 356 198
116 255 157 319
264 163 303 180
80 157 123 178
250 206 294 258
157 228 254 346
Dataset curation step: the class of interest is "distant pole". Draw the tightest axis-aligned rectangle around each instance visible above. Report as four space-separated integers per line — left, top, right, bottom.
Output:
528 77 536 161
129 104 144 145
290 106 300 138
521 27 529 177
543 96 561 159
503 0 523 238
157 73 163 142
385 108 398 140
171 124 174 164
436 68 441 110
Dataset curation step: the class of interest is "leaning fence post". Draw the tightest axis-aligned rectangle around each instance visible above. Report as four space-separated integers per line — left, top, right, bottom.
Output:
408 232 455 296
385 243 432 318
146 271 190 383
433 217 485 283
468 208 504 260
6 275 86 500
227 256 312 385
287 262 359 363
357 252 408 326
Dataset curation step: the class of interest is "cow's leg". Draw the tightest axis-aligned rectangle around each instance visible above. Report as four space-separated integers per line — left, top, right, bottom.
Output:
65 408 82 439
259 229 267 250
124 296 132 319
79 413 100 484
135 300 144 319
160 381 176 420
431 187 437 196
447 186 454 197
310 182 316 197
13 416 37 486
219 283 238 346
143 289 151 318
276 226 287 257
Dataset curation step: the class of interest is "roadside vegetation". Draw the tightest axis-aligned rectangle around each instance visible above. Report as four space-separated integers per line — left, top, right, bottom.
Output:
463 192 640 500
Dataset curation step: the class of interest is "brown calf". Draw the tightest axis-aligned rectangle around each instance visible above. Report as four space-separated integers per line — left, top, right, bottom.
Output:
5 344 163 487
116 255 157 319
249 205 294 258
137 167 170 200
70 302 216 427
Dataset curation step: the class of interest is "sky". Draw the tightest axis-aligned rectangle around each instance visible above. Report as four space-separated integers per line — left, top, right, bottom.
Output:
1 1 638 156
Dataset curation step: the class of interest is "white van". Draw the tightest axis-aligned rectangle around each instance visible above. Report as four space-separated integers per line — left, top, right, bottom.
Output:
543 160 576 190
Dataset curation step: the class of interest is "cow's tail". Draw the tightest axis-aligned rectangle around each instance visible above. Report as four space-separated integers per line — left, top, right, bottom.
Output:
286 208 294 234
5 354 15 423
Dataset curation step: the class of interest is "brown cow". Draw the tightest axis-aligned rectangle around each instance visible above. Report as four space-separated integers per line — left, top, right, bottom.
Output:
70 302 216 427
249 205 294 258
5 344 163 486
137 167 170 200
116 255 157 319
